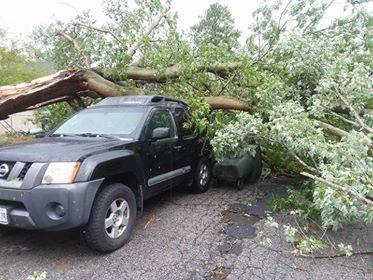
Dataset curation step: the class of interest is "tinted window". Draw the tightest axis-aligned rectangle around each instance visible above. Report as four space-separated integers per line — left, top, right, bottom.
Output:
147 110 176 138
175 108 195 138
53 107 145 137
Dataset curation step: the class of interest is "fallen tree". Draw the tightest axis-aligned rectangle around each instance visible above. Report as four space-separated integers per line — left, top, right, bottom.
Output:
0 68 250 121
0 68 346 140
1 0 372 233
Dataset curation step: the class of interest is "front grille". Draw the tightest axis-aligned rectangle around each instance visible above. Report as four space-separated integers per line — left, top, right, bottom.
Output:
0 161 15 180
0 161 33 181
18 163 32 180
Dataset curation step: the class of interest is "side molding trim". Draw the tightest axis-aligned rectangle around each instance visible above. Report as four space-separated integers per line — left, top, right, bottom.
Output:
148 166 191 187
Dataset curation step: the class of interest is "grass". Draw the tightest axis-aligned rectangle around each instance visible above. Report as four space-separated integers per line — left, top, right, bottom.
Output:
0 134 33 145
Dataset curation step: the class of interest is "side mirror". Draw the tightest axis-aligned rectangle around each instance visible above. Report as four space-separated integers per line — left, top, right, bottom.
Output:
151 127 170 141
29 128 45 138
35 132 46 138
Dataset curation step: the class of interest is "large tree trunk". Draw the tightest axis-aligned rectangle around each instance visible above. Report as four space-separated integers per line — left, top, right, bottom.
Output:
0 70 123 120
124 62 242 83
0 68 249 121
0 68 345 139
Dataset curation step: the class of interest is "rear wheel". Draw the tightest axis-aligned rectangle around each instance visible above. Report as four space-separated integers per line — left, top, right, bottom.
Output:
191 158 211 193
83 183 136 253
236 178 245 190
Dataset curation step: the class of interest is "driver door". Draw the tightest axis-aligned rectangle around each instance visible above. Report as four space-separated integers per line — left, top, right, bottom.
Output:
145 109 178 194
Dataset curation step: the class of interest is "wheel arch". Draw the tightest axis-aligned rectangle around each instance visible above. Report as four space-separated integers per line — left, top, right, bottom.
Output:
100 173 144 215
76 150 145 216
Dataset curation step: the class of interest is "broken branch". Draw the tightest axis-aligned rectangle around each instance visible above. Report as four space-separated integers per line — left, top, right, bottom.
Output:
333 86 373 134
56 31 91 67
316 120 349 138
301 171 373 206
126 6 170 58
73 23 125 45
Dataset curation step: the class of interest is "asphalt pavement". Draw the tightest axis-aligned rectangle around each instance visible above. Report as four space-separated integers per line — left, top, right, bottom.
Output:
0 178 372 280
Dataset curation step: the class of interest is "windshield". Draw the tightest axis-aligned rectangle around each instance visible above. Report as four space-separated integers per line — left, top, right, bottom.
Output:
52 107 146 138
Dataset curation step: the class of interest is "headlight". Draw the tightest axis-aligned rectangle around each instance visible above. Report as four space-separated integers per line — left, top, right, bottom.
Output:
42 162 81 184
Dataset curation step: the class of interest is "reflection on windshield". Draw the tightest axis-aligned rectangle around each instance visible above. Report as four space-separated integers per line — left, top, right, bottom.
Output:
52 107 145 137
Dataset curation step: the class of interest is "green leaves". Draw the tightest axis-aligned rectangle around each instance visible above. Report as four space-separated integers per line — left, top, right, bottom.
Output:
294 236 328 255
0 30 48 86
25 0 372 231
190 3 241 51
33 103 75 132
211 0 372 230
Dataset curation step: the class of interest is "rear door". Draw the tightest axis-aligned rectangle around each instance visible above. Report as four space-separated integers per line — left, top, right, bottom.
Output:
172 107 200 185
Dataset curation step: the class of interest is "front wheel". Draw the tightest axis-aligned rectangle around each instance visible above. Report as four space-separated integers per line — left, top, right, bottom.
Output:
83 183 137 253
191 158 211 193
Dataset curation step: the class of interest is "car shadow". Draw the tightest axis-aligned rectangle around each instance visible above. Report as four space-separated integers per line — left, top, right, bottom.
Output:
0 183 211 257
0 179 267 258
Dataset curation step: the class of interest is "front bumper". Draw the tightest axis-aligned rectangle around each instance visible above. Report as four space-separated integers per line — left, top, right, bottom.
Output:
0 179 103 230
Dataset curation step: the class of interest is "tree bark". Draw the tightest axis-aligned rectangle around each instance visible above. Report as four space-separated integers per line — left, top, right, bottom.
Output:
0 68 249 120
124 62 242 83
0 70 125 120
316 120 349 138
205 96 250 111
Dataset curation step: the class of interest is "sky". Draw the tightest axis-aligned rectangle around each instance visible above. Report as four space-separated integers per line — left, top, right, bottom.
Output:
0 0 260 40
0 0 371 41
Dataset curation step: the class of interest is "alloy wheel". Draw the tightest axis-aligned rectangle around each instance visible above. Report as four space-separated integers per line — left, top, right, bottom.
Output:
199 163 209 187
105 198 130 239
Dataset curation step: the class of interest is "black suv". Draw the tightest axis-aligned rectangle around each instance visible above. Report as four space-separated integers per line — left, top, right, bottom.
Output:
0 96 211 252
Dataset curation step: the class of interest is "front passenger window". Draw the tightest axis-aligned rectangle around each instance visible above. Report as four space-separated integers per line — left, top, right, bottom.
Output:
147 110 176 138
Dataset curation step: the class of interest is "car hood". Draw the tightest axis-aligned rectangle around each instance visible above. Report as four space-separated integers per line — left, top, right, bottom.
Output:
0 137 133 163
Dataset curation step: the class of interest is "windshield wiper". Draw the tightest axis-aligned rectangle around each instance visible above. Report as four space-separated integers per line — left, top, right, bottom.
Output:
50 133 119 139
50 133 78 138
75 133 119 140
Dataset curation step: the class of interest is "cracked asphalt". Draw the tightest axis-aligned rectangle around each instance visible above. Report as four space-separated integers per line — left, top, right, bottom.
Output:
0 178 372 280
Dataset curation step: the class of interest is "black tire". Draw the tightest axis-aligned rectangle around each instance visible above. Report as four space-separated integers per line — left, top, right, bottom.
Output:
83 183 137 253
191 158 211 193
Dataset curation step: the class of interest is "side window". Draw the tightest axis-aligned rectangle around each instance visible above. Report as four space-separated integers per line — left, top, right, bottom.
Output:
175 107 195 138
147 110 176 138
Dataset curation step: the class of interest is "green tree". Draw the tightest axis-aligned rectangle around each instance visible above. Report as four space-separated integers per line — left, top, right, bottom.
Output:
0 29 47 86
29 0 372 230
190 3 241 50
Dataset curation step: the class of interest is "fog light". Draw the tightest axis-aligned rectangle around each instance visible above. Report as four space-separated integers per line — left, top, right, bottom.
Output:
55 204 66 217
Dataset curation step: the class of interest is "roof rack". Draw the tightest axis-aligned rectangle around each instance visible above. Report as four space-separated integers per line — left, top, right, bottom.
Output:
150 96 189 107
94 95 189 107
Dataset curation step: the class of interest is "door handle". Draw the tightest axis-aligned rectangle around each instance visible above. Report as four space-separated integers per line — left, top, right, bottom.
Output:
174 145 182 151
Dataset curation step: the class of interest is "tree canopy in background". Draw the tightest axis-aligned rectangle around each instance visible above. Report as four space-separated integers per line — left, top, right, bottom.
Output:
190 3 241 50
0 29 48 86
2 0 372 232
